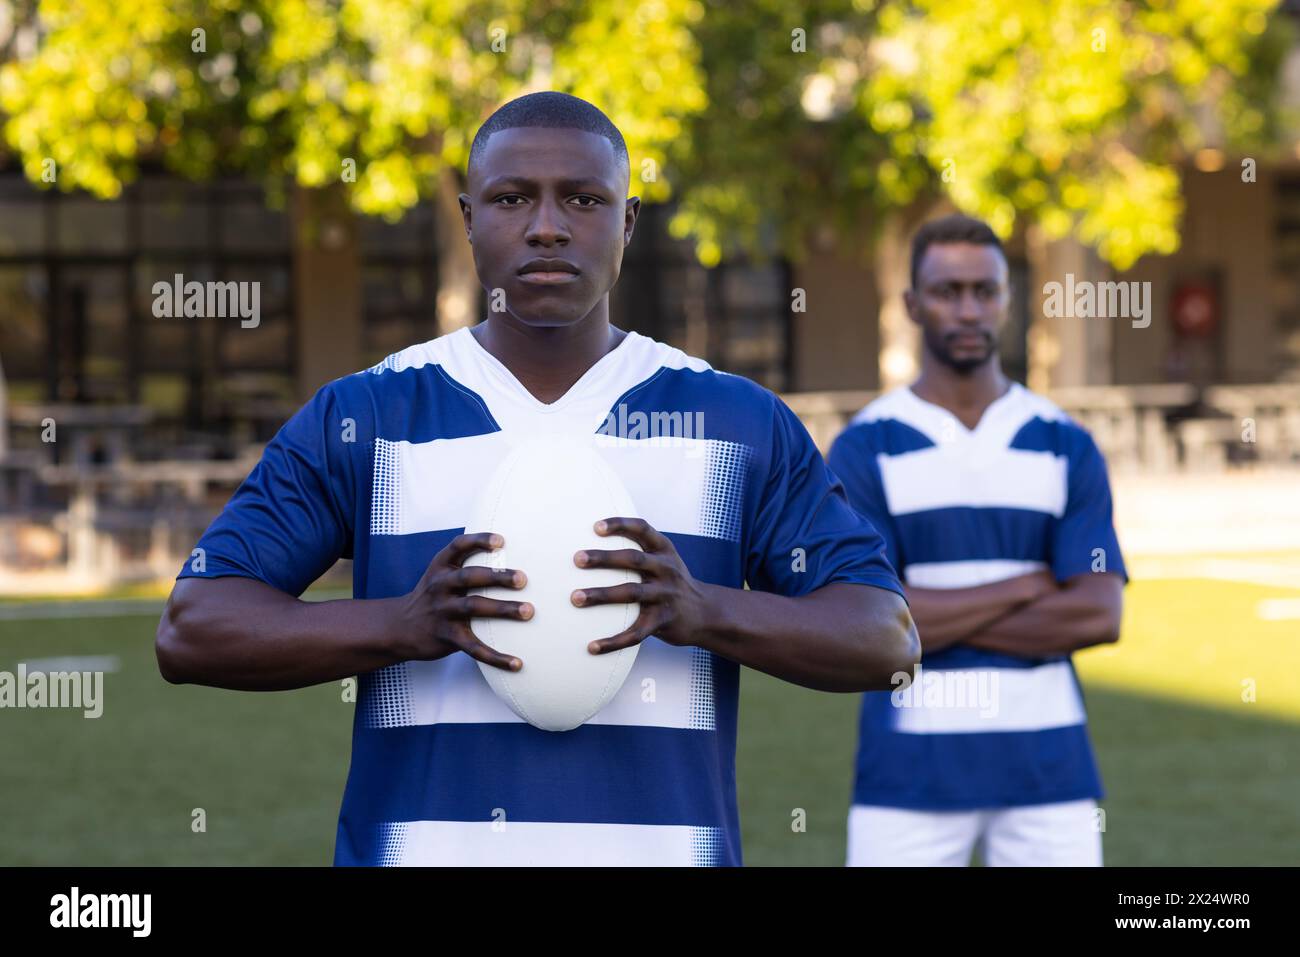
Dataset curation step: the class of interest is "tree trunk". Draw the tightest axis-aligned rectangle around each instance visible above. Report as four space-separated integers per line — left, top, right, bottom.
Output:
433 167 480 335
292 184 362 399
874 199 948 390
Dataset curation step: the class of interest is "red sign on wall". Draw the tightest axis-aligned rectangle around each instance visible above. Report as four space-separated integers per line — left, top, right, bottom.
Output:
1170 281 1218 339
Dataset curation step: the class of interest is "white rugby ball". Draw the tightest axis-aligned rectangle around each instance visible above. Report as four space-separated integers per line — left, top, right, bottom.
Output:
463 435 643 732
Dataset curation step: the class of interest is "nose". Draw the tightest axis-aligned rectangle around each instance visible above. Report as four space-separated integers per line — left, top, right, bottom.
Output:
957 288 984 323
524 198 570 247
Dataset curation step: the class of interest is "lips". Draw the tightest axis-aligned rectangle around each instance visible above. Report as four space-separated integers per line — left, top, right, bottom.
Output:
518 272 580 285
517 258 581 285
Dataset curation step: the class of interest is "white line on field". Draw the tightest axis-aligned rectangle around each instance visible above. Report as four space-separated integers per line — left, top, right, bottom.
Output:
19 655 122 672
0 590 353 622
1128 557 1300 590
1256 598 1300 621
0 600 163 621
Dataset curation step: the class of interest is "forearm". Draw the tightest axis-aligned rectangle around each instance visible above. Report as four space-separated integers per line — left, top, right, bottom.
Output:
905 574 1044 652
696 581 919 693
156 577 410 691
963 579 1122 658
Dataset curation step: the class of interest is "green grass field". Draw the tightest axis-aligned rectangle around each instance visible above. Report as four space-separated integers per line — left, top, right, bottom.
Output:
1 566 1297 866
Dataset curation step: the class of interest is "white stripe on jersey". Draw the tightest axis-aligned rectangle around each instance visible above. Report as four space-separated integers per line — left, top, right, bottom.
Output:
891 661 1086 734
379 820 724 866
369 642 715 731
372 434 751 542
904 559 1049 589
878 446 1068 517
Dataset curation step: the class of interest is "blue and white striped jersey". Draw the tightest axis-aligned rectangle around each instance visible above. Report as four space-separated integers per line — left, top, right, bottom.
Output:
177 325 903 865
827 383 1126 810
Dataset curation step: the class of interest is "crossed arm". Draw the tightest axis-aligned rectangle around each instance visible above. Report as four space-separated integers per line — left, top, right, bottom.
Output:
905 569 1124 658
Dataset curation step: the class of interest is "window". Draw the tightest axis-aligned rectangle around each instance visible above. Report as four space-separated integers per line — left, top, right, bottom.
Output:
613 204 793 389
360 202 438 365
0 168 295 427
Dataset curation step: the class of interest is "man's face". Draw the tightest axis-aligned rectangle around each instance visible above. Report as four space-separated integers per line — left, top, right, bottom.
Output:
905 242 1010 374
460 127 638 328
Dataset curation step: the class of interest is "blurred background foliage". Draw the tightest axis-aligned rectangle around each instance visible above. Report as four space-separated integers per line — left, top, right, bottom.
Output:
0 0 1294 269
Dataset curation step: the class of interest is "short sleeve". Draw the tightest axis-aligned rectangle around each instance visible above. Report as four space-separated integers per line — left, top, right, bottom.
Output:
176 382 357 596
744 397 904 600
1051 429 1128 583
827 424 904 576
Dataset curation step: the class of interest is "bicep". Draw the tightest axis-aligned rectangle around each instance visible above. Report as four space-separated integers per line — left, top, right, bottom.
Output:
809 581 918 665
164 574 299 633
1062 571 1124 609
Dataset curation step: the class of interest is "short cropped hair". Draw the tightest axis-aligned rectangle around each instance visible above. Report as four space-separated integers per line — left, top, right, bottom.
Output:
468 91 629 175
910 214 1005 289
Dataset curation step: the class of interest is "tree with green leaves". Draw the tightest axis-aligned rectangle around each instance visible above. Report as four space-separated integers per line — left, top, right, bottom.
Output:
670 0 1290 269
2 0 1293 384
0 0 707 332
666 0 1292 383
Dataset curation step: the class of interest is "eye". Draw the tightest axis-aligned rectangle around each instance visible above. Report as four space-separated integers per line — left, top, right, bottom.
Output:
494 194 527 207
569 195 603 208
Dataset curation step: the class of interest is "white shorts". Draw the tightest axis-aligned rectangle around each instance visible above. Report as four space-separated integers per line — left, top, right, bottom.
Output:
846 799 1103 867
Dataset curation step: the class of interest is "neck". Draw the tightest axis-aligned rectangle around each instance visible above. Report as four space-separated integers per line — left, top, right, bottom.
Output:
911 352 1010 419
470 300 625 405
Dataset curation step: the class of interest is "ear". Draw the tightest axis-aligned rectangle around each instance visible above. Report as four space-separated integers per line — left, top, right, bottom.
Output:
458 193 473 244
903 288 920 324
623 196 641 246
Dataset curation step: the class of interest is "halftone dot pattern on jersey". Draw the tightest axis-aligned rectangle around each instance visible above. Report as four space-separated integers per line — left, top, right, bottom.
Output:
688 647 716 730
689 826 723 867
181 328 898 866
376 822 409 866
368 352 404 375
363 663 414 729
371 438 402 535
698 441 751 542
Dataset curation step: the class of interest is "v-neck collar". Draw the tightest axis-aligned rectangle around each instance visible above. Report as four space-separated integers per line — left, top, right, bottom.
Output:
458 325 640 415
904 381 1022 440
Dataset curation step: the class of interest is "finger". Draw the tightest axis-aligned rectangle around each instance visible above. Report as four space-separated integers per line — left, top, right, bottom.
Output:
594 517 671 553
446 594 535 621
572 581 664 608
449 566 527 592
574 547 653 574
588 618 656 655
449 624 522 672
439 532 505 569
